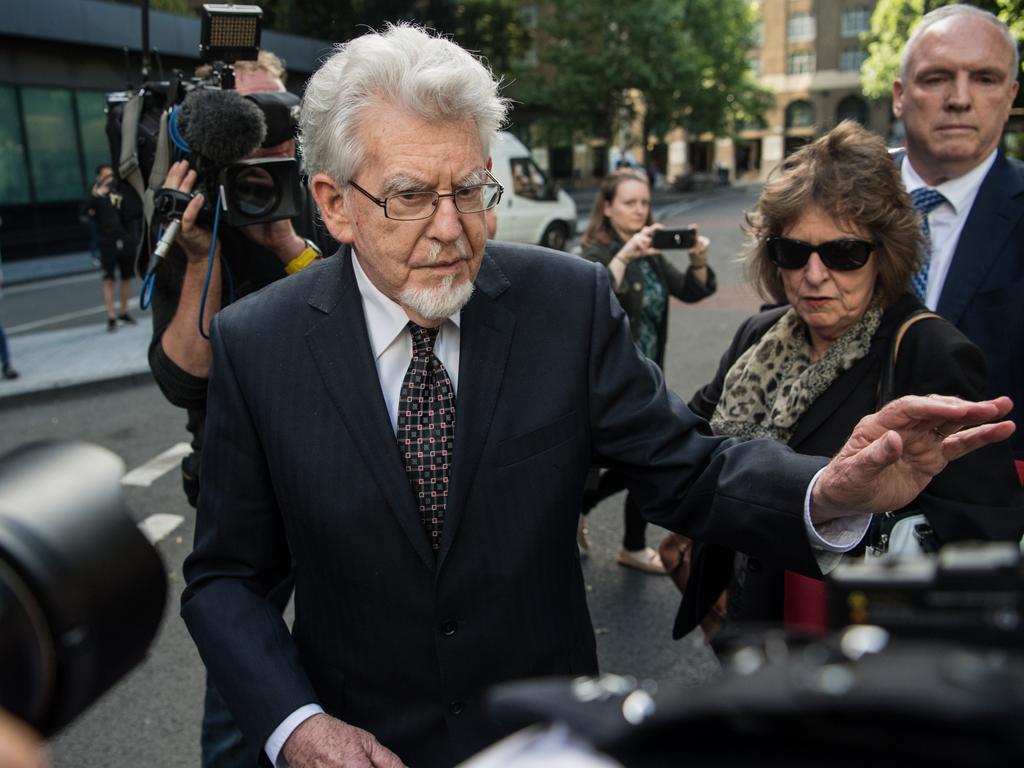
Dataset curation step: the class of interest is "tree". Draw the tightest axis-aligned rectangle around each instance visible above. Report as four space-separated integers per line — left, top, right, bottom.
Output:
862 0 1024 100
516 0 768 155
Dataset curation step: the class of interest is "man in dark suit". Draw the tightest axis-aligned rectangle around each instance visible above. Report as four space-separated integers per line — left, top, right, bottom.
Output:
180 24 1015 768
893 4 1024 458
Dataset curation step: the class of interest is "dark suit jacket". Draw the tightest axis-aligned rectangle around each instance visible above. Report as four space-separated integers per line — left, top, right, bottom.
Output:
675 295 1023 637
901 150 1024 458
181 243 840 767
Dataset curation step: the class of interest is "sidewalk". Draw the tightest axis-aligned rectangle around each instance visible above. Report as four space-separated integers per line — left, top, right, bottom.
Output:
0 320 152 404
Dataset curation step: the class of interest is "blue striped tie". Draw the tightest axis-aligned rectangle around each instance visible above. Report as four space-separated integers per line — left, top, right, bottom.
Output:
910 187 947 303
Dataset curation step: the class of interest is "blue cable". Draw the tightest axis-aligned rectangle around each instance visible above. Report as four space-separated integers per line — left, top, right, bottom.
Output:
197 195 223 340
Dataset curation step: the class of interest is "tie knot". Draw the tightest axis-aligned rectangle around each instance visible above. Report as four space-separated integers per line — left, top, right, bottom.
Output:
408 322 439 357
911 187 947 215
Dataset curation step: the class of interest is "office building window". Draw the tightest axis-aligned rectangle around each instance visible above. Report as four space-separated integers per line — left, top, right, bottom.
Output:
840 47 867 72
22 87 86 203
788 13 816 41
837 95 869 125
0 86 31 206
785 100 815 129
76 91 111 182
787 51 815 75
841 7 871 37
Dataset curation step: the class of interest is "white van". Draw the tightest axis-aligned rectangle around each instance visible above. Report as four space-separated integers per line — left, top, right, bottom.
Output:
488 132 577 251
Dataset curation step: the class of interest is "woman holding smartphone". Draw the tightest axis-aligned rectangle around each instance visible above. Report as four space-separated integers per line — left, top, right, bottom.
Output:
579 167 716 573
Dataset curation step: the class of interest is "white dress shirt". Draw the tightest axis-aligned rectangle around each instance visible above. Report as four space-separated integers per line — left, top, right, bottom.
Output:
902 149 998 310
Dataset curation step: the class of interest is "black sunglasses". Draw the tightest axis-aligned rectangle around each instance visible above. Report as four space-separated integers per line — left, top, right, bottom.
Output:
765 237 875 271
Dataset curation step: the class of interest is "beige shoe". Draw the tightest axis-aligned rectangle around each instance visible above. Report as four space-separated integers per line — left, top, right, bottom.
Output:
616 546 666 574
577 515 591 553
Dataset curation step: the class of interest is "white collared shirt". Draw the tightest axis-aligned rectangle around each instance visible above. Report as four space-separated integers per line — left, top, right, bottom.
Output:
350 249 461 430
901 149 998 309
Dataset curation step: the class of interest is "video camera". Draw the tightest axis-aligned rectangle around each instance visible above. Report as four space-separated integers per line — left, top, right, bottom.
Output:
0 441 166 737
104 4 303 267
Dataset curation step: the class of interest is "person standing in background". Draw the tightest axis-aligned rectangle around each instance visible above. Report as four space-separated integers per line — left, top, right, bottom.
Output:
892 4 1024 459
81 165 137 332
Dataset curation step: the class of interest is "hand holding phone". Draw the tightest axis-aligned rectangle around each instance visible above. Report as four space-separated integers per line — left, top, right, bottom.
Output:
651 227 697 250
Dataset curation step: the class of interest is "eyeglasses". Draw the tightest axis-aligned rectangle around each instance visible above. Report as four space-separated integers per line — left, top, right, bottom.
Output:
348 170 504 221
765 237 875 271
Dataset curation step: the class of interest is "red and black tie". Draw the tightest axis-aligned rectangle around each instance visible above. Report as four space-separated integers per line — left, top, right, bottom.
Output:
397 322 456 553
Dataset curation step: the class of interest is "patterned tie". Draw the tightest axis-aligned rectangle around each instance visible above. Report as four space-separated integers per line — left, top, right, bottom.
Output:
910 187 947 303
397 322 456 553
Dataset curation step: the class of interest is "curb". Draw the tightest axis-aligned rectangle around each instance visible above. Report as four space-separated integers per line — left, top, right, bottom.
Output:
0 370 155 410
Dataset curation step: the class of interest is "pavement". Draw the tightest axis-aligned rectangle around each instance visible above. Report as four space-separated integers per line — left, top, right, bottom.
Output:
0 249 152 405
0 183 739 406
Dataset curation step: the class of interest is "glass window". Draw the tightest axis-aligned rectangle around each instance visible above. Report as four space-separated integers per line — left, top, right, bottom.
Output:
785 100 815 129
0 86 31 205
788 13 816 41
840 47 867 72
76 91 112 186
509 157 554 201
841 7 871 37
751 21 763 47
22 87 85 203
748 55 762 78
837 95 869 125
787 51 815 75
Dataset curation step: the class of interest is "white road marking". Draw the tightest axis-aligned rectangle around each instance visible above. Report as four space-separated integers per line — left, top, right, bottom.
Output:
121 442 192 487
138 513 185 544
7 297 141 334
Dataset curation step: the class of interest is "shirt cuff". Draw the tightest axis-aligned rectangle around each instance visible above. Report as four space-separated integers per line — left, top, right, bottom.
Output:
804 467 872 573
266 704 324 768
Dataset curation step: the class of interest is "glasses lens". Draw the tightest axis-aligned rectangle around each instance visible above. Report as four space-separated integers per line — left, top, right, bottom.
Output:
817 240 872 270
454 184 502 214
767 238 811 269
385 192 437 221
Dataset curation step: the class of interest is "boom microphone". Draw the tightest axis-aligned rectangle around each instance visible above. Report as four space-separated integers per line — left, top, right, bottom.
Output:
176 88 267 165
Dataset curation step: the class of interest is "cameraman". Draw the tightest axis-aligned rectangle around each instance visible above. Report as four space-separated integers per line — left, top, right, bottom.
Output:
147 51 335 768
81 164 139 331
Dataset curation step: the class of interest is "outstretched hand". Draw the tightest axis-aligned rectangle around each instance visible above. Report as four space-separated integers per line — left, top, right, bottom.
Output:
282 714 406 768
811 394 1015 523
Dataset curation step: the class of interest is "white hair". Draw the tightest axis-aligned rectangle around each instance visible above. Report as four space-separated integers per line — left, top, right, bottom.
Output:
900 4 1019 81
299 23 510 184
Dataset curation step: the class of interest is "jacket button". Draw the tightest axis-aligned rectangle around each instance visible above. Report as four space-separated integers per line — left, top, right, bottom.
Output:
440 620 458 637
449 700 464 715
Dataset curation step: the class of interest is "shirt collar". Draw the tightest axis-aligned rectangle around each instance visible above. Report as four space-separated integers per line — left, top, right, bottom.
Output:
350 249 461 361
902 149 998 215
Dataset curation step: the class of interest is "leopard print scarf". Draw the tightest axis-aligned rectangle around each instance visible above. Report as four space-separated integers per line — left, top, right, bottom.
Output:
710 306 881 444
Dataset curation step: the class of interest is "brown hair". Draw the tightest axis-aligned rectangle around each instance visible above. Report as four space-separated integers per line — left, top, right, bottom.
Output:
581 168 652 247
745 120 922 308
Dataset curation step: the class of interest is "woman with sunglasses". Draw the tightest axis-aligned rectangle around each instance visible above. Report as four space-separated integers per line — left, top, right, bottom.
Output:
671 121 1022 639
578 167 717 574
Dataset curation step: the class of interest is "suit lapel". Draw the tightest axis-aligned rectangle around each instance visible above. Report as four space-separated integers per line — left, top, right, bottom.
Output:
304 250 435 570
437 252 515 570
938 152 1024 325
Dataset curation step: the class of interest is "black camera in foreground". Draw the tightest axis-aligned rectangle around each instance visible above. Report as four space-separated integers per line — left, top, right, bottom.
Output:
481 544 1024 766
0 441 166 737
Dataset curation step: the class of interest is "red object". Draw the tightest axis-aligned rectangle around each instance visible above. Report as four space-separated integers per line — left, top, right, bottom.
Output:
783 571 828 634
1015 460 1024 486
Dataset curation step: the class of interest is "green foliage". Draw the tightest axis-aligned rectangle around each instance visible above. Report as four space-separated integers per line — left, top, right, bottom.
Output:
517 0 769 150
862 0 1022 100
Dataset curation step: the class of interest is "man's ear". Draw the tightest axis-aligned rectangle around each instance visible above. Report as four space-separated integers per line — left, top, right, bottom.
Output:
486 156 493 171
892 79 904 119
310 173 355 243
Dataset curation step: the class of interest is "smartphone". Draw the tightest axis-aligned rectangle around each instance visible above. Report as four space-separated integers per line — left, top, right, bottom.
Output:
651 228 697 250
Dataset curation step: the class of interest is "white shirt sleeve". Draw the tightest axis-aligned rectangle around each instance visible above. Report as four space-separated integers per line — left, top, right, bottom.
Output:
803 467 872 574
266 704 325 768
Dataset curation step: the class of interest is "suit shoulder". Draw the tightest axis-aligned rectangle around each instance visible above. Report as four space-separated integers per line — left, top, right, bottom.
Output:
216 256 334 330
485 241 601 281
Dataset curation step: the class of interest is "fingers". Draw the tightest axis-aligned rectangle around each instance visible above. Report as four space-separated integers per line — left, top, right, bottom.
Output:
878 394 1011 430
164 159 194 190
941 420 1016 461
370 741 408 768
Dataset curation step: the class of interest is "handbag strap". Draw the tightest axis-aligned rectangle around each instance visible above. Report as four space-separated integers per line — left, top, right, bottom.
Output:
876 309 941 407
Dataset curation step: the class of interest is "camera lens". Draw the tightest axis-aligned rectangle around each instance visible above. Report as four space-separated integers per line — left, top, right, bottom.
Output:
231 166 279 218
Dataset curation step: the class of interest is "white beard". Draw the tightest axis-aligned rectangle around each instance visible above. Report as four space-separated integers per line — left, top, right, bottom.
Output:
399 274 475 321
399 238 476 320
